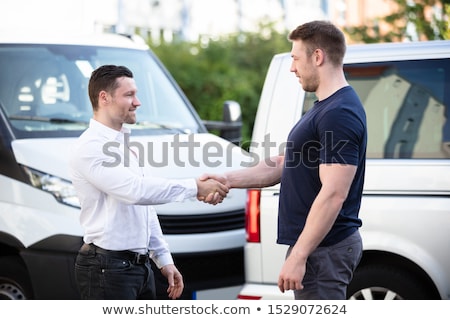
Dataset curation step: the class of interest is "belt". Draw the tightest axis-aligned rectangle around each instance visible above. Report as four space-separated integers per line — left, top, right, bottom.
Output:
81 243 150 265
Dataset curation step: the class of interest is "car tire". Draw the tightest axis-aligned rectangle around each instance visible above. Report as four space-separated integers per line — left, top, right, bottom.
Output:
347 264 432 300
0 256 33 300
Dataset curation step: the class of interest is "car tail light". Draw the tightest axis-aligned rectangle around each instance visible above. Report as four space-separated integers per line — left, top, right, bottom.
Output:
245 189 261 243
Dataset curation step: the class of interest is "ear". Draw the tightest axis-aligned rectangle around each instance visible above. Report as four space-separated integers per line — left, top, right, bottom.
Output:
99 90 109 105
314 49 325 66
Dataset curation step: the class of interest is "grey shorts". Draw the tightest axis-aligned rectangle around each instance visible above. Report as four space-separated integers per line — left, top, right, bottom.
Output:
286 230 363 300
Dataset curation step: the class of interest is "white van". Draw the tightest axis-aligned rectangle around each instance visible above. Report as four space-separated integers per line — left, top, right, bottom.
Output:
238 40 450 300
0 33 249 299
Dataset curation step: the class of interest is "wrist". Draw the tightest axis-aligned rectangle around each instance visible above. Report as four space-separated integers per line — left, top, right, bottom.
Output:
290 246 309 262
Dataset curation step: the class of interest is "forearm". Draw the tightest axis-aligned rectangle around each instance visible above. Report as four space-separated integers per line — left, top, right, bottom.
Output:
293 194 342 257
225 155 284 189
291 163 357 258
148 209 174 269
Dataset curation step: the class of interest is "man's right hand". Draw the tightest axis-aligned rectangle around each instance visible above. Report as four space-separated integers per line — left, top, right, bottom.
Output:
196 178 228 205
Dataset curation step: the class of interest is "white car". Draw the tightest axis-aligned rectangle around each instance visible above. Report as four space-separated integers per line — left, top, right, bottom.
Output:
238 40 450 300
0 33 248 299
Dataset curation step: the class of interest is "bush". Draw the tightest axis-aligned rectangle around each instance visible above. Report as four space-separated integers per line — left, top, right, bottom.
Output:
149 23 291 146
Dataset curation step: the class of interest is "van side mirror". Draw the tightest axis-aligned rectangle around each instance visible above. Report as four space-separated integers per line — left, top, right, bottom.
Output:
203 100 242 146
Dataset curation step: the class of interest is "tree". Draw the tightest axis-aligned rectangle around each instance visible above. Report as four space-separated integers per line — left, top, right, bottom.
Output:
150 23 291 146
345 0 450 43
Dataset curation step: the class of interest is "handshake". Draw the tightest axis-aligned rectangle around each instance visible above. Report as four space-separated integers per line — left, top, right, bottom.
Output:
194 155 279 205
195 173 229 205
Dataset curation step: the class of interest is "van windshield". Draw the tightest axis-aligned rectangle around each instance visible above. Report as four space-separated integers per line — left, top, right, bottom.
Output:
0 44 203 139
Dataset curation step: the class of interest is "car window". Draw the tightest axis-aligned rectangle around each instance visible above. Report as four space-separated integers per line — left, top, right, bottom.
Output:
302 58 450 159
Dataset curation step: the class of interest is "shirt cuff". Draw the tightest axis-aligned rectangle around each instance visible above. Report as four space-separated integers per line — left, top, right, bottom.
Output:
152 252 174 269
184 178 198 199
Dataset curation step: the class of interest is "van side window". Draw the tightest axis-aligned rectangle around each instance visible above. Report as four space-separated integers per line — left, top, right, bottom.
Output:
303 59 450 159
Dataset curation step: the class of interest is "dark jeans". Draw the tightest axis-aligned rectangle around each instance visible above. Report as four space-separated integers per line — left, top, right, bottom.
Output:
75 244 156 300
287 230 363 300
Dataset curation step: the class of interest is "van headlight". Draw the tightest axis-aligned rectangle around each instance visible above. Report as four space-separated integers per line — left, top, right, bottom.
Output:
21 165 80 208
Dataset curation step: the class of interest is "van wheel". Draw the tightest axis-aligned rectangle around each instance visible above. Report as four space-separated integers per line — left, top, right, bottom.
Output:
347 264 431 300
0 256 33 300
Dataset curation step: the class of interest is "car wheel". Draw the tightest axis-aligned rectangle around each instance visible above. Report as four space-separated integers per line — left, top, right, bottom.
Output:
0 256 33 300
347 264 431 300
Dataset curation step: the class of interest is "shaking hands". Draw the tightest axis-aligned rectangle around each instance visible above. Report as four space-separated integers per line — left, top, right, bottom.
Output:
196 173 229 205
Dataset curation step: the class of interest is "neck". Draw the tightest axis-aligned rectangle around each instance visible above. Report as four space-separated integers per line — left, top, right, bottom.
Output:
316 68 348 101
93 113 122 131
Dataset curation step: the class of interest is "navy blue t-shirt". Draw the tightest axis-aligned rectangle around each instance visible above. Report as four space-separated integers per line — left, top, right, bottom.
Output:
277 86 367 247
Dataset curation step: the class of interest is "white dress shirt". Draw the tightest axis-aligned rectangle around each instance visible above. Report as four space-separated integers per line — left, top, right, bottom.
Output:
69 119 197 268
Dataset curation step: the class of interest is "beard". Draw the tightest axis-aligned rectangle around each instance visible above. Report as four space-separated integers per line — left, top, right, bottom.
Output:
300 74 319 93
124 110 137 124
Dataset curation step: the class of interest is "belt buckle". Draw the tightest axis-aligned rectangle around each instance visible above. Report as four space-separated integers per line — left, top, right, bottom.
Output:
134 253 148 264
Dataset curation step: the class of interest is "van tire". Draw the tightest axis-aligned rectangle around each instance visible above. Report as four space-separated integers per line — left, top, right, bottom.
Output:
347 264 431 300
0 256 33 300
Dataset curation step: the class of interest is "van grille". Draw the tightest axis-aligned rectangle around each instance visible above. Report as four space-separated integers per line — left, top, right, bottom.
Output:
158 209 245 234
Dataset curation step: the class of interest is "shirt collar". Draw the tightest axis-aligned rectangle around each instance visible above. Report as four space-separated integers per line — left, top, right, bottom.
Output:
89 118 131 144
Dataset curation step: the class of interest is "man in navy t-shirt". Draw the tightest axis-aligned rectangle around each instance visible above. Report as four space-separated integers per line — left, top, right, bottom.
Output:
201 20 367 299
278 86 366 248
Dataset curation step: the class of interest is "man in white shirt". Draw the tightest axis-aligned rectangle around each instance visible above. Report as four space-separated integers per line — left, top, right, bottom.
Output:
69 65 228 300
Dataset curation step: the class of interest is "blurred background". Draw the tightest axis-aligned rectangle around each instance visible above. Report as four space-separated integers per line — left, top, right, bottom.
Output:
1 0 448 144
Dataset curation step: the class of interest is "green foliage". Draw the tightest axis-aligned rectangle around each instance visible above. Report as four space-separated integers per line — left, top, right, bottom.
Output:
445 4 450 38
345 0 450 43
149 23 291 145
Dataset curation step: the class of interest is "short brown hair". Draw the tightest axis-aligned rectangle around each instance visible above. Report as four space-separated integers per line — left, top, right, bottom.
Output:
88 65 133 111
288 20 346 66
